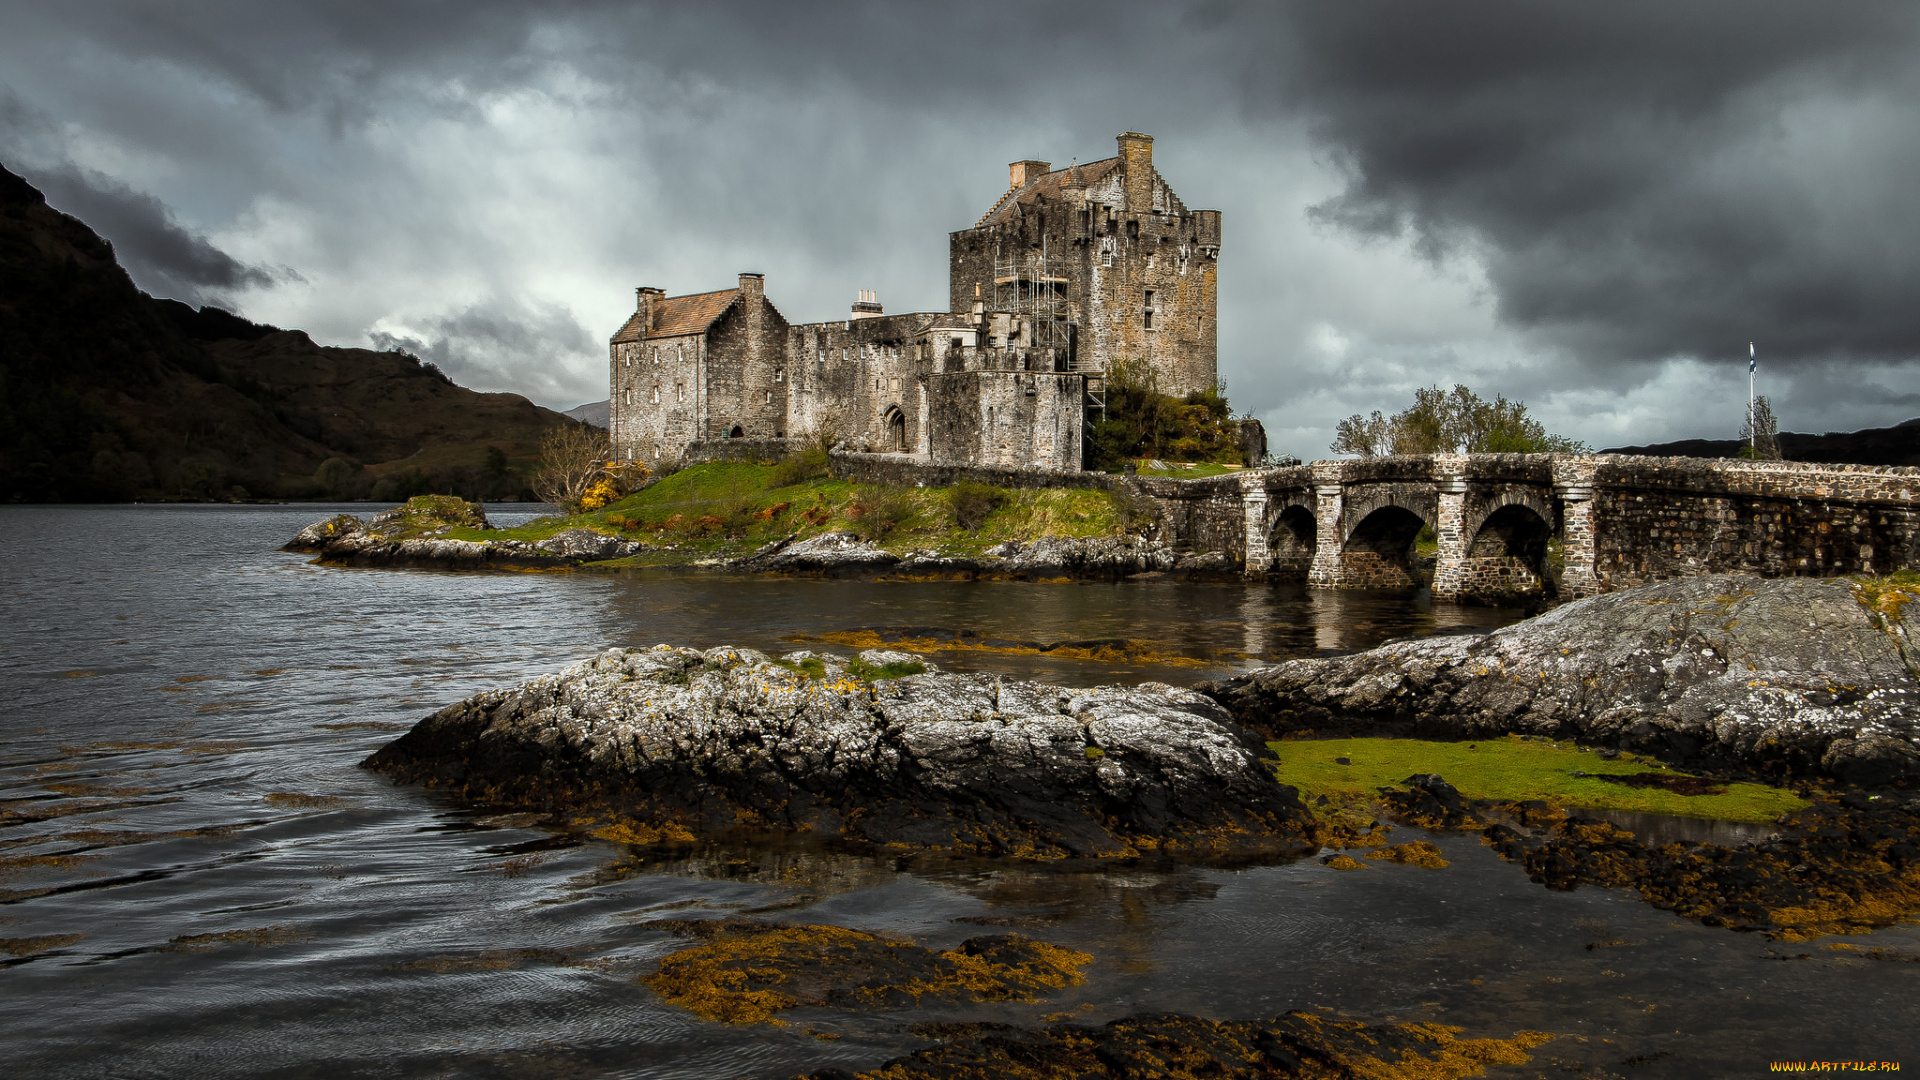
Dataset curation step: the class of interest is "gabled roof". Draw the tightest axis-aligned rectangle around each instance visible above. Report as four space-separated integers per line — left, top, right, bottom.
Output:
611 288 739 343
974 157 1122 227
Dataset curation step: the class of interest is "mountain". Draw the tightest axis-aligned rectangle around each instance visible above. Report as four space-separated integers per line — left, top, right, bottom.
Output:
1602 419 1920 467
564 399 610 428
0 163 579 502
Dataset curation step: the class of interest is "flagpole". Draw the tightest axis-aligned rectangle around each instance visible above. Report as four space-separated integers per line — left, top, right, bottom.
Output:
1748 342 1756 452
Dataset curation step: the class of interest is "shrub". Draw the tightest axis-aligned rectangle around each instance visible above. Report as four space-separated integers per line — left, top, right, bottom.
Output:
579 477 621 511
948 480 1010 531
769 443 831 488
849 488 915 541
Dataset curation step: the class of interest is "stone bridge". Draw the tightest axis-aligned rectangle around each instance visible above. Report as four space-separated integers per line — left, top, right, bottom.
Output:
1141 453 1920 603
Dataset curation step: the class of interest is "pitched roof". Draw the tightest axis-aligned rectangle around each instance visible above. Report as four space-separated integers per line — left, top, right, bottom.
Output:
611 288 739 343
974 157 1122 227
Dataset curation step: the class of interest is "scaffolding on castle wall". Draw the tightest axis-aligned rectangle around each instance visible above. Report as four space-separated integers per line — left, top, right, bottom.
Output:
991 239 1104 458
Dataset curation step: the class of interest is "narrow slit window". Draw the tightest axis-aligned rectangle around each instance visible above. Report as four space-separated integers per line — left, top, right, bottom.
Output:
1143 290 1155 329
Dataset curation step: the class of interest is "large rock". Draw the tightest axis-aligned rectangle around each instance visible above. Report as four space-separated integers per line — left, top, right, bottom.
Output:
1202 574 1920 785
364 645 1317 858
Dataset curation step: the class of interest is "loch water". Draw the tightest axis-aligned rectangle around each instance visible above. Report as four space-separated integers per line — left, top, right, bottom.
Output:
1 504 1913 1079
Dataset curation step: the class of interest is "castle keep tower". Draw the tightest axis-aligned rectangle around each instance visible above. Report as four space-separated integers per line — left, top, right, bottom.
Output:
948 132 1221 397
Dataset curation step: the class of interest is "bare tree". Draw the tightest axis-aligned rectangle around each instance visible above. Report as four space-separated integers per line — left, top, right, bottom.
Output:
1740 395 1782 460
532 423 610 513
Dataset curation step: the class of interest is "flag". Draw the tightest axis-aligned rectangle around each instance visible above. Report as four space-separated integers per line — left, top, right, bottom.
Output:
1750 342 1756 374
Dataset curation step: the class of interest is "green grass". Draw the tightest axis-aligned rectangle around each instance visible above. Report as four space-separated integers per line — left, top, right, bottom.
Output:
429 462 1128 563
771 656 828 679
1130 459 1239 478
1268 735 1809 823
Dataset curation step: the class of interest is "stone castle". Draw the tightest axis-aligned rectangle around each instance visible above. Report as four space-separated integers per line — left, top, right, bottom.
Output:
607 132 1220 471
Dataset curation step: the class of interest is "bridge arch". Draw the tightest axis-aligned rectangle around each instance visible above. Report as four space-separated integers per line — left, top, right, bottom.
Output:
1338 487 1437 548
1460 502 1556 600
1460 488 1557 545
1340 504 1430 589
1266 502 1317 580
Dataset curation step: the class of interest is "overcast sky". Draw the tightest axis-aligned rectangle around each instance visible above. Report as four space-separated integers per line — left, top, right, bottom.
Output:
5 0 1918 454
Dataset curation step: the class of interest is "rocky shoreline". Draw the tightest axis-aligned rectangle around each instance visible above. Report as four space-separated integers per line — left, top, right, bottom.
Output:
288 507 1229 580
1203 574 1920 787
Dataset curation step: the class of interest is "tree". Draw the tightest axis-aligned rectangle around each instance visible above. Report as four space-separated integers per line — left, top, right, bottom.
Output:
1740 395 1782 460
1085 359 1244 470
1330 385 1589 457
532 423 610 513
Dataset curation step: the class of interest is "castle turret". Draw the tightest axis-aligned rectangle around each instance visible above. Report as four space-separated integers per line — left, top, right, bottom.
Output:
1117 132 1153 214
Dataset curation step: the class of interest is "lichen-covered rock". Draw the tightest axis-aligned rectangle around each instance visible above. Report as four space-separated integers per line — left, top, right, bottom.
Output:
743 531 901 572
535 527 642 560
1202 574 1920 785
364 644 1317 858
285 513 365 552
986 535 1179 578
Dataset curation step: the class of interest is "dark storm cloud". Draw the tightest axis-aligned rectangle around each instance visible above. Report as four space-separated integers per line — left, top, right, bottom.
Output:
368 299 597 403
6 0 1919 441
27 164 278 305
1265 0 1920 367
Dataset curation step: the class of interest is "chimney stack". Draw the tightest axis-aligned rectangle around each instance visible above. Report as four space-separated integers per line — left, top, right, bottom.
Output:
738 272 764 296
1008 160 1051 189
1117 132 1153 214
635 286 664 332
850 289 883 320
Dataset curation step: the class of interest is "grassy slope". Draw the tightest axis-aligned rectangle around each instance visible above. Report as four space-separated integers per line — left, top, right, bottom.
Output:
1270 735 1809 822
444 462 1126 563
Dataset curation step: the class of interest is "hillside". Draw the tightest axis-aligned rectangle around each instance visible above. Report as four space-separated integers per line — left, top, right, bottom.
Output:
0 163 577 502
1602 419 1920 467
564 400 609 427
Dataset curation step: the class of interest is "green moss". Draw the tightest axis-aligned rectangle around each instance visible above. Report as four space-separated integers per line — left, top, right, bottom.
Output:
847 658 926 681
1269 735 1808 823
771 656 829 680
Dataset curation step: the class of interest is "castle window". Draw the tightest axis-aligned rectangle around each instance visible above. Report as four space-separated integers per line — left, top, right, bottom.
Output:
651 385 659 404
1144 290 1155 329
774 369 783 383
765 391 772 404
675 382 684 403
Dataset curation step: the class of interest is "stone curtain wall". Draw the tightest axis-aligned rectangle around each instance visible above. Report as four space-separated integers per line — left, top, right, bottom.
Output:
828 452 1127 494
1588 456 1920 589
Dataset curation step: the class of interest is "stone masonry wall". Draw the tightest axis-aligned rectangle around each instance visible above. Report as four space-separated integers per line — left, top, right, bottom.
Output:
610 332 704 463
703 286 790 441
1589 456 1920 588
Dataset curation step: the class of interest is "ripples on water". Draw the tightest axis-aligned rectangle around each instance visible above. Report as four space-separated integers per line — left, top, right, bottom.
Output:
1 504 1913 1078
